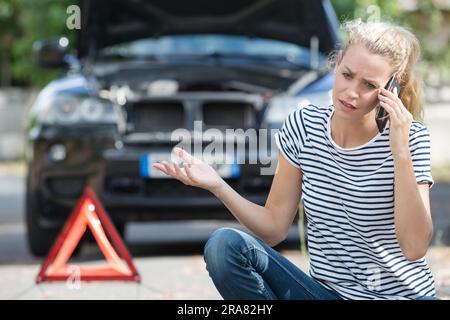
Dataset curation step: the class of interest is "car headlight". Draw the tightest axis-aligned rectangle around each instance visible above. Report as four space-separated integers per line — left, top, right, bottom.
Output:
36 95 119 125
53 96 80 124
80 98 107 122
264 90 332 124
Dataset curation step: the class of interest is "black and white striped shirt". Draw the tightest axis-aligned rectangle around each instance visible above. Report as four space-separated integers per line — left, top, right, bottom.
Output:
274 104 436 300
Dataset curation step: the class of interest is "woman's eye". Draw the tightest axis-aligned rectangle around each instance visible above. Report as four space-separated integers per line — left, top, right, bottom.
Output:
365 82 376 90
342 72 351 79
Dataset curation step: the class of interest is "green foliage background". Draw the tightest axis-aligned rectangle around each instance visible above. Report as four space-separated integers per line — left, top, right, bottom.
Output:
0 0 75 87
331 0 450 84
0 0 448 87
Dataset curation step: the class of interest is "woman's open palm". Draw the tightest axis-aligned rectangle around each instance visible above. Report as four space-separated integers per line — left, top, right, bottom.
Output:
151 147 224 192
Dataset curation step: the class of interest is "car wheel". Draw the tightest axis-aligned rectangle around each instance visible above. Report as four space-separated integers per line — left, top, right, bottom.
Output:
25 174 82 257
25 188 59 257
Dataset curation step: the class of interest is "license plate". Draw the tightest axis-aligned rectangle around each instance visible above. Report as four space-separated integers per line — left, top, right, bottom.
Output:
140 153 240 179
140 153 173 179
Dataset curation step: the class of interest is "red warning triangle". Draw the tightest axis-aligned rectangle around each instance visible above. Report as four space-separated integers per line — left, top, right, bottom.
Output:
36 187 140 283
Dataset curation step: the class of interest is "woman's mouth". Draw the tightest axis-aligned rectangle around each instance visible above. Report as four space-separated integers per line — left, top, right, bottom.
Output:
338 99 357 112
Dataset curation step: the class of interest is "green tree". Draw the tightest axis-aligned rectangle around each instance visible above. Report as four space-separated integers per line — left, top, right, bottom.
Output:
331 0 401 25
0 0 21 86
398 2 450 84
0 0 76 87
330 0 450 83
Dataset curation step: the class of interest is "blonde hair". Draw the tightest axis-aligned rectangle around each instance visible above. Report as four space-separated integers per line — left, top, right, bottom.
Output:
332 20 424 121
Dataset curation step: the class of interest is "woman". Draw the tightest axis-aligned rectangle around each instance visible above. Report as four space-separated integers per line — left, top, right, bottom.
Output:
152 20 438 300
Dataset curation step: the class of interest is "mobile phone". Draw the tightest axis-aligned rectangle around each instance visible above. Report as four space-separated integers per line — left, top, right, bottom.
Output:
375 74 401 133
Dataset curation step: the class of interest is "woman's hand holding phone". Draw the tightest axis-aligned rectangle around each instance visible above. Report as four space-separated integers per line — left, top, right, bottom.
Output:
375 75 400 133
152 147 225 194
377 85 413 158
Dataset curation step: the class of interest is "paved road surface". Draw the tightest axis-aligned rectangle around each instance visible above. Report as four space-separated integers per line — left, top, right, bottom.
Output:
0 175 303 299
0 175 448 299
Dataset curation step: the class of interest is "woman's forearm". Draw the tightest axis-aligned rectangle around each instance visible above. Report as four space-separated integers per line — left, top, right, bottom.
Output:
210 181 282 246
393 152 433 260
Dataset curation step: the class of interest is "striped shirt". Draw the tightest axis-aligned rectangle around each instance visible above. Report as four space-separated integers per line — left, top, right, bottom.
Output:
274 104 436 300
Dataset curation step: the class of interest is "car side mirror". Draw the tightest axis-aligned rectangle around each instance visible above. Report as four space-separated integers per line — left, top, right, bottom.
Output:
32 37 73 69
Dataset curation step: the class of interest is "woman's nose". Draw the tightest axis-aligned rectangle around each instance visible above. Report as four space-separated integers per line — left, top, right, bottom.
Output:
346 83 359 99
347 90 358 99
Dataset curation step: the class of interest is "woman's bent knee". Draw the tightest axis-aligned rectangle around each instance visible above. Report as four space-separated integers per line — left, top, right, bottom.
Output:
204 228 241 261
203 228 249 279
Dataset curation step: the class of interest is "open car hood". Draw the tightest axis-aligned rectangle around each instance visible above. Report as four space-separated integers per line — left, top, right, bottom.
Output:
77 0 340 57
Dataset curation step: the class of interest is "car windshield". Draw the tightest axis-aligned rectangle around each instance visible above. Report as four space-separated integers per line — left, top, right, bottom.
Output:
97 34 326 67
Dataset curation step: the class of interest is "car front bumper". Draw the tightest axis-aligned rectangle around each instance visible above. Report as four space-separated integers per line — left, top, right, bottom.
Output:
29 127 275 224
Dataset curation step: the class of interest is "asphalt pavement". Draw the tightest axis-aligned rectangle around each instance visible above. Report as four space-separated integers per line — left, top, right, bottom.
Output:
0 174 305 300
0 173 448 300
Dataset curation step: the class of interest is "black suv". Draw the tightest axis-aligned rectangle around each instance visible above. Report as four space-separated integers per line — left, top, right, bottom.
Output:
25 0 340 256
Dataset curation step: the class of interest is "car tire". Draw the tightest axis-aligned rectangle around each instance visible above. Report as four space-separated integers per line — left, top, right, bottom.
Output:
25 174 82 257
25 189 59 257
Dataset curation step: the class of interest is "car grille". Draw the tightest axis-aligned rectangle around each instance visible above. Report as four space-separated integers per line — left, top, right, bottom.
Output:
128 99 256 134
104 170 273 198
104 176 240 198
131 101 184 133
202 102 255 129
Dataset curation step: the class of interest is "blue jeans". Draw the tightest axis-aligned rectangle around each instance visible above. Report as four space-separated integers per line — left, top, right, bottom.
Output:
203 227 342 300
204 227 441 300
